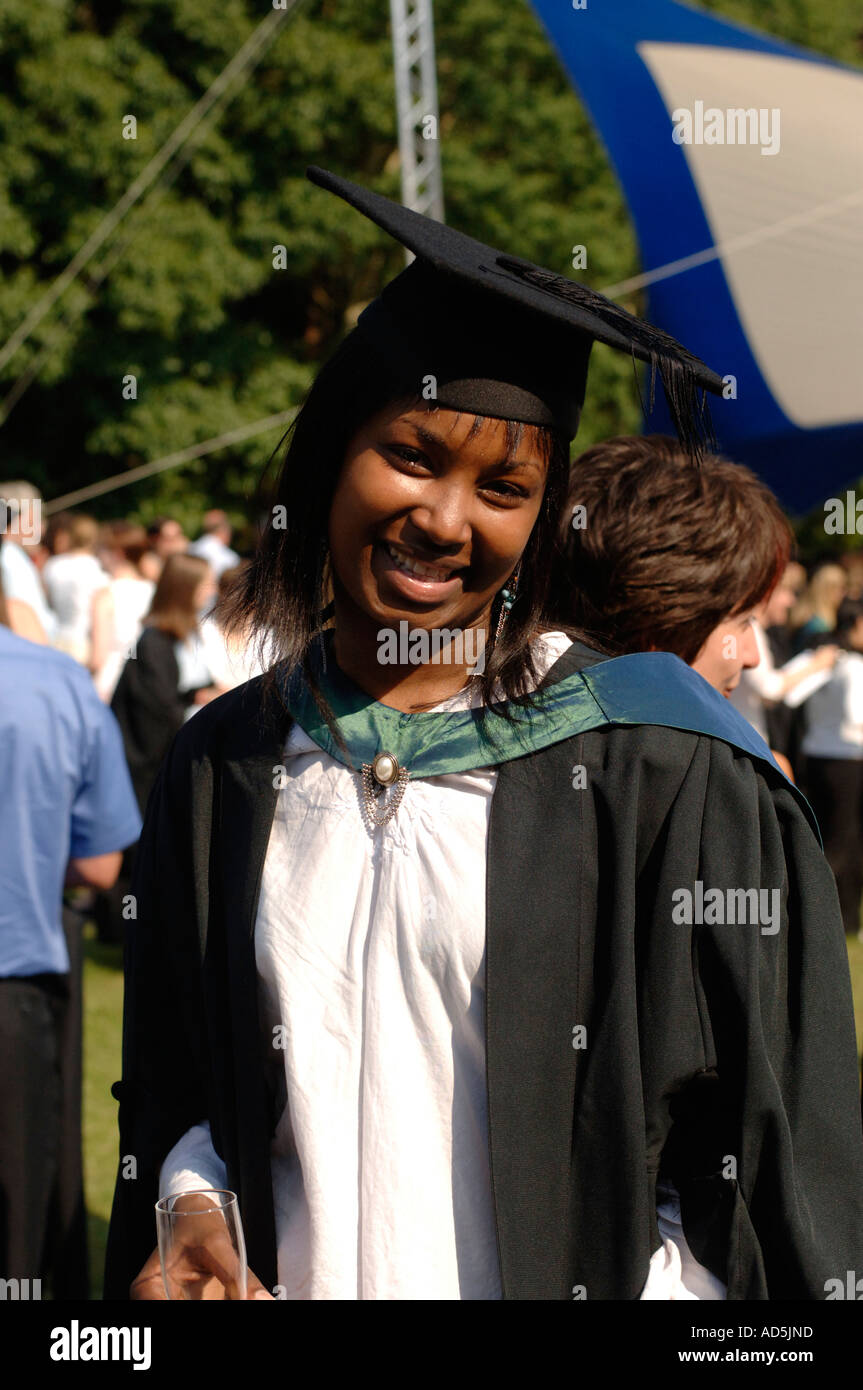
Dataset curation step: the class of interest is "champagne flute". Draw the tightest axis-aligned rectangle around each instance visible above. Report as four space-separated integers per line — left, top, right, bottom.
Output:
155 1189 248 1300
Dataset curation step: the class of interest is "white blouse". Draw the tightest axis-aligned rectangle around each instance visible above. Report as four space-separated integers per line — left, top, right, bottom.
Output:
801 651 863 759
160 632 725 1300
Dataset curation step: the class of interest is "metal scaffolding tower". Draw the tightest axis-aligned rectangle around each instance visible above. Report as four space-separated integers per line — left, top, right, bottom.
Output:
389 0 444 233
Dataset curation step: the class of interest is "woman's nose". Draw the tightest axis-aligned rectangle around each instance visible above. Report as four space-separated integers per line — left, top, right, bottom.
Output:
741 626 761 668
409 486 472 547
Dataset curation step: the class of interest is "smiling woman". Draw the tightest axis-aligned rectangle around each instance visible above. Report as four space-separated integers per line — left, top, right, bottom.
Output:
221 329 570 718
104 169 863 1304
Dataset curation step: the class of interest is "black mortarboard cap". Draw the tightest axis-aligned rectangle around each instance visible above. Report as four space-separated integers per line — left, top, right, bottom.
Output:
307 166 723 451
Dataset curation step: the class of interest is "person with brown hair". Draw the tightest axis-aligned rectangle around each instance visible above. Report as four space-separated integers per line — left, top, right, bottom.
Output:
198 562 270 693
140 516 188 583
110 553 217 814
96 554 219 946
553 436 835 718
42 512 76 559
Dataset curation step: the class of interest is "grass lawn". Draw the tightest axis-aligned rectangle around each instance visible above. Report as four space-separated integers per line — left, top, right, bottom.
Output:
83 932 124 1299
82 926 863 1301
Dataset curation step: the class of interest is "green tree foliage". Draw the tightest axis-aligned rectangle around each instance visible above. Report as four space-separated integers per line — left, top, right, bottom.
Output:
0 0 859 530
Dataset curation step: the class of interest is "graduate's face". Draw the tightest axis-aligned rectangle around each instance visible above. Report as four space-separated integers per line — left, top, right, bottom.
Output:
690 608 761 698
328 404 548 636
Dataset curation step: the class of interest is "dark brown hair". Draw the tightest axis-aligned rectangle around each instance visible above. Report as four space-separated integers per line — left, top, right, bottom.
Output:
42 511 75 556
99 520 150 570
551 435 792 664
146 553 210 641
217 560 250 601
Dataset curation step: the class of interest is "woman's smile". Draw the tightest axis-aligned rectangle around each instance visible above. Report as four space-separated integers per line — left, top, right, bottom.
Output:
328 404 547 641
372 539 468 606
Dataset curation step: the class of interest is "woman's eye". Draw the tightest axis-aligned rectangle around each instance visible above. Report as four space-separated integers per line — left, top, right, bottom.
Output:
388 444 427 466
484 480 527 500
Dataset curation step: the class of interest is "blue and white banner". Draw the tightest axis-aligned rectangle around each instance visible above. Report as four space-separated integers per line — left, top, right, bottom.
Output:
530 0 863 513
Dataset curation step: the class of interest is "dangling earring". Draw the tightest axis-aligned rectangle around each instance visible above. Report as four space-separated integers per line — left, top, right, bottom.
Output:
494 566 520 642
318 541 331 673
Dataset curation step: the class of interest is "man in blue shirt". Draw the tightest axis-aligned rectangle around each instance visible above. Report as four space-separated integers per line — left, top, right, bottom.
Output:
0 534 141 1290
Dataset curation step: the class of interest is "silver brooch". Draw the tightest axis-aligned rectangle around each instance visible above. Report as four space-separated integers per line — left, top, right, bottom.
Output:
361 751 409 828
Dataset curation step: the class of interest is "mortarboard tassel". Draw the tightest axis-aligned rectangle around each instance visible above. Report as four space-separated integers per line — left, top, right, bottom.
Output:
496 257 716 461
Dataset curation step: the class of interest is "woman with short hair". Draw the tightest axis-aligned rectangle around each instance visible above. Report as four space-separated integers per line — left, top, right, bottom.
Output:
553 436 839 742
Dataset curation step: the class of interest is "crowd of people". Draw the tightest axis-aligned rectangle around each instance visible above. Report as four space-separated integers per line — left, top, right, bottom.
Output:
0 493 266 1297
0 498 265 804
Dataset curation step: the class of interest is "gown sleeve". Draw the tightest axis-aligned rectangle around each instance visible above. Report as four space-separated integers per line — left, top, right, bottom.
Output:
110 629 188 805
654 734 863 1298
103 725 213 1299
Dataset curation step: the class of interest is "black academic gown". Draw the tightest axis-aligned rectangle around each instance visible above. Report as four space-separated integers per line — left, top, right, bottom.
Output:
103 641 863 1300
110 626 190 815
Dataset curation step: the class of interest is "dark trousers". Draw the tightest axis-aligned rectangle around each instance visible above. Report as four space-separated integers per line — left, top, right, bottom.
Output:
0 904 88 1297
804 756 863 936
44 905 89 1298
0 974 66 1283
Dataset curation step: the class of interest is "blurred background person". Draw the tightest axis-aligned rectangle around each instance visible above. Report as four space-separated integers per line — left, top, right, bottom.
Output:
140 515 188 582
761 560 805 678
791 561 846 652
90 522 156 703
0 527 140 1297
41 512 76 564
763 560 806 663
759 562 823 776
0 481 56 644
110 552 217 814
189 508 240 580
799 598 863 939
730 571 839 757
199 561 269 693
97 554 217 945
41 513 106 665
841 551 863 602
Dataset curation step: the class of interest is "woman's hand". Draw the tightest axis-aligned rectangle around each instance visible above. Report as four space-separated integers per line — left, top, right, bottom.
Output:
810 644 840 672
131 1194 274 1301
